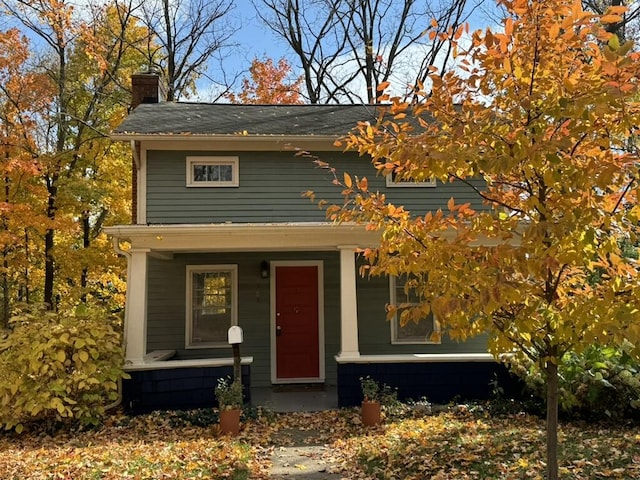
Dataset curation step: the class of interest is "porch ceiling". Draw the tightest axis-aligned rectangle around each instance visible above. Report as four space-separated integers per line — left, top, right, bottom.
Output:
104 222 381 253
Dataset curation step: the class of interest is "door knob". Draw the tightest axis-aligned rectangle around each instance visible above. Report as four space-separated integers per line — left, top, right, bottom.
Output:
276 325 282 336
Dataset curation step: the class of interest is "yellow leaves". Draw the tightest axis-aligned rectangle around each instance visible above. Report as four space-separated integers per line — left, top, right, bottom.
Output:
503 56 512 74
77 350 89 363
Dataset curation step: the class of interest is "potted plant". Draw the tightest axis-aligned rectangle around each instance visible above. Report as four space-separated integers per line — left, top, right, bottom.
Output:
360 376 382 426
215 376 243 435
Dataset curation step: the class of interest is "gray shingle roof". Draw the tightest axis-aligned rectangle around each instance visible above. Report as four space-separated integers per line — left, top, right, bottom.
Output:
114 103 387 136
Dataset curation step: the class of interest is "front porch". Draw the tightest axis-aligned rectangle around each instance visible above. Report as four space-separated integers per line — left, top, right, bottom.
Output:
107 222 515 412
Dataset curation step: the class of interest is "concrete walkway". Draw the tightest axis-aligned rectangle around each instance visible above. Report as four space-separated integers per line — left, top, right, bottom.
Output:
249 389 346 479
269 426 344 479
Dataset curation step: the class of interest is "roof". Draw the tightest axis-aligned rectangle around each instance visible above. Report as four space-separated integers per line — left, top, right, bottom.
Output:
114 103 387 137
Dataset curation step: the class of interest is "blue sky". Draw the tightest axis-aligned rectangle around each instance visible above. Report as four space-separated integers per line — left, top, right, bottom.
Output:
213 0 500 100
224 0 499 74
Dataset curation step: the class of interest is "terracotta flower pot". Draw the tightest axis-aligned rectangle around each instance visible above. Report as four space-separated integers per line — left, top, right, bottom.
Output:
361 400 381 426
219 408 241 435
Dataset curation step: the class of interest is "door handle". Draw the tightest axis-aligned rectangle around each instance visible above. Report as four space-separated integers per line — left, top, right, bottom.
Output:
276 325 282 336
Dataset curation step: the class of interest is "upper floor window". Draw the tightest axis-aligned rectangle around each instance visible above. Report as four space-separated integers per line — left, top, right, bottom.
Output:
389 275 440 344
386 172 436 188
186 265 238 348
186 156 239 187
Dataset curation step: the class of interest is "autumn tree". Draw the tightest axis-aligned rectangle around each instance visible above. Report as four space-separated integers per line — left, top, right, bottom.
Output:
0 28 52 324
255 0 481 103
226 57 303 104
58 1 146 309
321 1 640 478
0 0 148 309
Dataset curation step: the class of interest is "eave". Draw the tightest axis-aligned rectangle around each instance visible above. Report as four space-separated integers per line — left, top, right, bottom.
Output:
110 133 343 152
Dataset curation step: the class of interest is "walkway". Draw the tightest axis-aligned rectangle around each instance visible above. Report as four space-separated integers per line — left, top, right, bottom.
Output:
250 387 345 479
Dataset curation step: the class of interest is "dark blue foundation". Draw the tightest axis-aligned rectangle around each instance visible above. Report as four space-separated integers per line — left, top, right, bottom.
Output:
122 365 251 413
337 361 521 407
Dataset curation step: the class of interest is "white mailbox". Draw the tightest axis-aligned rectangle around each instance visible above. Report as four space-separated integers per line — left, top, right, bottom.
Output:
228 325 243 345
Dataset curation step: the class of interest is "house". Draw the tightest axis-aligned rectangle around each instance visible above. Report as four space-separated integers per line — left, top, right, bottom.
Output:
105 73 515 413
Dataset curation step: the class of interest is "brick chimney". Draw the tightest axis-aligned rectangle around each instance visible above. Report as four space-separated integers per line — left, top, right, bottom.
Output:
131 72 163 109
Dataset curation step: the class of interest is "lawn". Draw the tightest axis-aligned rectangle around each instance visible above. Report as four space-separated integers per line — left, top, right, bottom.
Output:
0 404 639 479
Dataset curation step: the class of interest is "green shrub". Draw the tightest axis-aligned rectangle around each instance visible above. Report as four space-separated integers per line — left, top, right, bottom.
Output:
0 304 128 432
507 342 640 419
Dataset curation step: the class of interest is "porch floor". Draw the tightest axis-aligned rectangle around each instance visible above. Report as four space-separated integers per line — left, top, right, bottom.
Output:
250 385 338 412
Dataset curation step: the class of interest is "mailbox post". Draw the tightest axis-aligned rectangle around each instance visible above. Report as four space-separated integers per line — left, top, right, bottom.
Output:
228 326 243 383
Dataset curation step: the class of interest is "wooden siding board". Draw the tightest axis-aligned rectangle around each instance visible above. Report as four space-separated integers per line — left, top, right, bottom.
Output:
146 150 487 224
355 270 489 356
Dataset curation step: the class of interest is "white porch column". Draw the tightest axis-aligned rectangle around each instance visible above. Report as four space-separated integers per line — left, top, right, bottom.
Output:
125 248 150 364
338 245 360 359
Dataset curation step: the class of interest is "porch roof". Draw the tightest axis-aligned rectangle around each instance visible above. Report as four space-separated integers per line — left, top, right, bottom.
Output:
104 222 381 253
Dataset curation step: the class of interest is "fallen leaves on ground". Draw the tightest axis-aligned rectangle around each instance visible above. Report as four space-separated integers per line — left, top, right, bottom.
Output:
328 407 640 480
0 405 639 479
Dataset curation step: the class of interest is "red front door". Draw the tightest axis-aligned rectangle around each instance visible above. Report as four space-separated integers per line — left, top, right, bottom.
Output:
275 265 320 380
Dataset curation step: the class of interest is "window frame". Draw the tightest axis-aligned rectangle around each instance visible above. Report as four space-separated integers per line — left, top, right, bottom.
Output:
389 275 440 345
185 264 238 349
385 172 436 188
186 156 239 187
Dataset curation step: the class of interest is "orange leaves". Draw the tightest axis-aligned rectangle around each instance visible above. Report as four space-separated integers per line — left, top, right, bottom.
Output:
377 81 390 92
227 57 304 105
343 171 352 188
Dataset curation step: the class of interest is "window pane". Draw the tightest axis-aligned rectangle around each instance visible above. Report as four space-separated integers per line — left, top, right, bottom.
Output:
396 311 435 341
219 164 233 181
206 165 219 182
393 275 436 343
193 165 207 182
191 270 233 344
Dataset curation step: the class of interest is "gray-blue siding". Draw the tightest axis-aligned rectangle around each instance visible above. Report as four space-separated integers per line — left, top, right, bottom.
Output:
145 150 487 224
146 252 488 387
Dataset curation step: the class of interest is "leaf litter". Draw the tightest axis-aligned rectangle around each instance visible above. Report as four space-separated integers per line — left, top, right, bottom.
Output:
0 405 639 479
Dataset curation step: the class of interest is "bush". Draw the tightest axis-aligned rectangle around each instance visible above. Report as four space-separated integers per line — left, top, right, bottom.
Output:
507 342 640 420
0 304 128 432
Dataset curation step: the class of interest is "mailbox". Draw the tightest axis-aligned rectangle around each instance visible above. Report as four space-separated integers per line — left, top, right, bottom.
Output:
228 326 243 345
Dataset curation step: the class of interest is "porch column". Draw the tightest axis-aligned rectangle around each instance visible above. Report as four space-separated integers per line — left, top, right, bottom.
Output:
125 248 150 364
338 245 360 359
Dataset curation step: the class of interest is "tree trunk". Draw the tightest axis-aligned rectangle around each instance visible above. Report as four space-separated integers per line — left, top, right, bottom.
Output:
44 227 55 309
44 172 59 310
2 249 8 328
81 210 90 302
2 173 9 327
23 229 29 303
546 360 559 480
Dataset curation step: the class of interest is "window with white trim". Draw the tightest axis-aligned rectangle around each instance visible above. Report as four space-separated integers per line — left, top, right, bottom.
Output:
186 265 238 348
386 172 436 188
390 275 439 344
186 156 239 187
